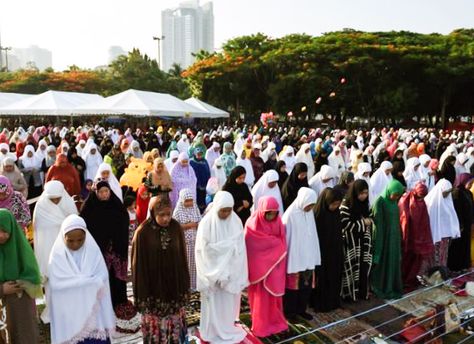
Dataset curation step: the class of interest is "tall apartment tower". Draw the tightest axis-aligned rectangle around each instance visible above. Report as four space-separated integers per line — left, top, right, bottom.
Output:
161 0 214 72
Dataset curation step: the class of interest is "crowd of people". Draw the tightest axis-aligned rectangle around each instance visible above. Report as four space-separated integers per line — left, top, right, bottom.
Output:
0 123 473 344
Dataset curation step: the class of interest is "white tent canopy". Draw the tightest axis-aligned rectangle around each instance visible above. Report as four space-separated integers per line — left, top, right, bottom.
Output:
0 92 33 108
184 97 229 118
0 90 103 116
72 89 208 118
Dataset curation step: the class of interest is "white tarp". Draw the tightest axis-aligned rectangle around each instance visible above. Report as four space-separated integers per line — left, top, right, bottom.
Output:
0 90 103 116
72 89 207 118
0 92 33 108
184 97 230 118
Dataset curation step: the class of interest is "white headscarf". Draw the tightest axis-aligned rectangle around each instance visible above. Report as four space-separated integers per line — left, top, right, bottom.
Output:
261 142 277 163
465 147 474 172
46 214 115 344
211 157 226 190
83 143 103 181
33 180 78 276
20 145 41 170
279 146 296 174
35 139 48 162
439 144 457 167
282 187 321 274
251 170 284 214
419 154 432 179
328 146 345 178
127 140 143 159
177 134 190 154
455 152 469 176
0 142 17 164
165 150 179 172
94 162 123 202
205 142 221 170
296 143 315 179
236 148 255 187
308 165 336 198
424 179 460 244
355 162 374 204
76 139 86 157
81 138 95 160
195 191 249 294
403 157 423 191
370 161 393 199
233 133 245 156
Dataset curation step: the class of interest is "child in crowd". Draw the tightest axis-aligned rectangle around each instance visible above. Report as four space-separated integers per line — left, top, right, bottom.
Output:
124 195 137 243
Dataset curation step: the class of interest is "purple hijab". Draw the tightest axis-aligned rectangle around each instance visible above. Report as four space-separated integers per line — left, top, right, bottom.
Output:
0 175 31 228
170 152 197 208
0 175 14 209
455 173 473 188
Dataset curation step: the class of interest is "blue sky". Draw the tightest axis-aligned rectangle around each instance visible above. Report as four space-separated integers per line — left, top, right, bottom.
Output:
1 0 473 70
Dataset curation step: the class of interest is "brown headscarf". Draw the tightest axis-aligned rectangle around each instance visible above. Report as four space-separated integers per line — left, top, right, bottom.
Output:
149 158 173 190
131 194 190 315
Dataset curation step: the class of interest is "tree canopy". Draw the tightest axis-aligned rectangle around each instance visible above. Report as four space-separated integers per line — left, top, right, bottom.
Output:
183 29 474 127
0 49 191 99
1 30 473 128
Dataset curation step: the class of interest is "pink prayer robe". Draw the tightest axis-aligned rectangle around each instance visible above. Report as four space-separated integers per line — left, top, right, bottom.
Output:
245 196 288 337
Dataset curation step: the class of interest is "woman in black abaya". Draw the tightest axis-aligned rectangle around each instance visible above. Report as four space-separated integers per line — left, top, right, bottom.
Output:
281 162 309 210
80 180 140 333
222 166 253 225
311 187 345 312
448 173 474 272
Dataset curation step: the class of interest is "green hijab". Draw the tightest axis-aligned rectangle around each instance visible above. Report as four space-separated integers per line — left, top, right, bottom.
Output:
381 179 405 200
0 209 41 285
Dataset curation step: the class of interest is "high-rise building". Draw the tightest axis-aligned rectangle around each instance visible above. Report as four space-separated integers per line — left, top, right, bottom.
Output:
161 0 214 72
10 45 52 71
108 46 127 63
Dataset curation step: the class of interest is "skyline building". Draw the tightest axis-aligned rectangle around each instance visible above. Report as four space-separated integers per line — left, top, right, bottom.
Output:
6 45 53 71
161 0 214 72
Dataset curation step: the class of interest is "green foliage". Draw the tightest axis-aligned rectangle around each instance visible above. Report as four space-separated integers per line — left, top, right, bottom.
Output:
183 30 474 126
0 49 191 99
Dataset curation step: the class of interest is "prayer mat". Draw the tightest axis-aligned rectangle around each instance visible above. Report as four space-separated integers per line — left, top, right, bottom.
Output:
185 291 251 326
308 308 379 343
192 327 263 344
239 312 334 344
342 298 406 340
391 285 474 317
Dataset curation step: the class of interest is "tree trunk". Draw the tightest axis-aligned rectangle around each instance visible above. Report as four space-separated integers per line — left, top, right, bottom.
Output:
440 93 448 129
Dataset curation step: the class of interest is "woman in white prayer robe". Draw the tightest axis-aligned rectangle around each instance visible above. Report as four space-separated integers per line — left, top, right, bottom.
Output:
424 179 460 268
355 162 375 205
165 150 179 172
403 157 423 191
236 147 255 188
195 191 249 344
282 187 320 320
33 180 78 276
439 144 457 168
308 165 336 198
46 214 115 344
370 161 393 200
279 146 296 174
455 153 469 176
465 147 474 172
94 162 123 202
251 169 284 214
177 134 190 154
328 146 346 179
296 143 315 179
419 154 432 183
83 143 103 181
205 142 221 170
